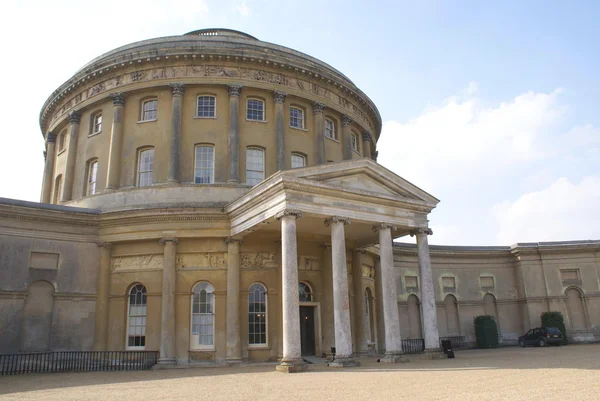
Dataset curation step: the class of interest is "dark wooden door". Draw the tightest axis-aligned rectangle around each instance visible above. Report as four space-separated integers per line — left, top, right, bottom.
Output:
300 306 315 356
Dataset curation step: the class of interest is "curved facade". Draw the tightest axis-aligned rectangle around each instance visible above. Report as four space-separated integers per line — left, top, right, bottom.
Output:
0 30 598 368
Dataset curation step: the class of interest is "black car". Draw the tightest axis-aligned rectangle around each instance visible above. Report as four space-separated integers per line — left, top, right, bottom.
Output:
518 327 563 347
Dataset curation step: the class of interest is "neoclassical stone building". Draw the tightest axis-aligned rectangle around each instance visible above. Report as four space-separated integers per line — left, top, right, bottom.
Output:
0 29 598 370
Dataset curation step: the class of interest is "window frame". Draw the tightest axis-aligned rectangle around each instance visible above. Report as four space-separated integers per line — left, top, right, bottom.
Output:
136 147 154 187
246 98 266 122
289 106 305 130
298 282 313 303
351 131 360 153
325 117 337 141
126 284 147 350
291 153 306 169
140 98 158 122
246 147 265 186
190 281 215 350
58 129 67 153
91 112 103 136
53 174 62 204
85 159 98 196
196 95 217 118
248 283 268 348
194 144 215 184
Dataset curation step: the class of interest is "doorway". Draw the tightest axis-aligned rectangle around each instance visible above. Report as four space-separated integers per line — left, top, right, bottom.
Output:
300 306 315 356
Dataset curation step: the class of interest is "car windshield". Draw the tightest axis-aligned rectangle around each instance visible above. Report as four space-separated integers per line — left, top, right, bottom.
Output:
545 327 561 334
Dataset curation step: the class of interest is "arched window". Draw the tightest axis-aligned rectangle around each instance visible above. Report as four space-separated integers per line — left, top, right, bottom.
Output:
444 294 460 336
566 287 587 330
197 95 216 118
246 147 264 185
85 159 98 195
58 130 67 152
53 175 62 204
191 282 215 349
325 118 336 140
91 112 102 135
290 106 305 129
291 153 306 168
248 283 267 346
351 132 359 152
247 99 265 121
298 282 313 302
127 284 147 349
195 145 215 184
407 294 423 339
137 148 154 187
140 99 157 121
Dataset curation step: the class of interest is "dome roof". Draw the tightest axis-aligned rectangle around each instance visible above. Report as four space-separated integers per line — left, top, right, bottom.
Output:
184 28 258 40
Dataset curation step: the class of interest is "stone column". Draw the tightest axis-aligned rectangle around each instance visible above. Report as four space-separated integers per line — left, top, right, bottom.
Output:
341 115 353 160
313 102 326 164
352 249 368 355
158 233 178 365
362 132 373 160
325 216 358 367
106 93 125 190
167 84 184 184
227 84 242 183
225 237 243 362
94 242 111 351
373 258 386 353
321 243 335 356
412 228 445 358
274 91 287 171
374 223 408 363
275 210 306 373
61 110 81 202
40 132 57 203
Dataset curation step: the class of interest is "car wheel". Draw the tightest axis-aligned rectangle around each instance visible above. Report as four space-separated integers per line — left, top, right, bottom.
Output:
538 338 546 347
519 339 526 347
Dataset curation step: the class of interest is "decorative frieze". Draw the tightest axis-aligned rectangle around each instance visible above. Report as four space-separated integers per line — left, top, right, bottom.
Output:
298 256 320 271
240 252 276 269
176 253 227 269
361 264 375 279
112 255 163 272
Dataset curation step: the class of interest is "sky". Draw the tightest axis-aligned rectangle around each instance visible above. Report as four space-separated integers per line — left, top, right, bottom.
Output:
0 0 598 246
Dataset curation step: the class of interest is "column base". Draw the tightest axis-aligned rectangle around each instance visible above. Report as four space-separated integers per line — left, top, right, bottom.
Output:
166 179 180 186
225 357 243 364
420 348 447 360
226 179 240 184
328 356 360 368
380 352 409 363
275 358 307 373
155 358 177 367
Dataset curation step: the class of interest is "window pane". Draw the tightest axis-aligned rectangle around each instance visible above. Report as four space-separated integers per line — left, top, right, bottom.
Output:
128 284 147 348
246 148 264 186
325 119 335 139
247 99 264 121
290 107 304 128
291 154 305 169
195 146 214 184
93 114 102 133
87 161 98 195
138 149 154 187
142 100 157 121
197 96 216 117
191 282 215 347
248 284 267 345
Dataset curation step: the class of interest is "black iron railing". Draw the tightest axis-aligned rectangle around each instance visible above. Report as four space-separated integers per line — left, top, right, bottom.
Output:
439 336 467 349
401 338 425 354
0 351 159 375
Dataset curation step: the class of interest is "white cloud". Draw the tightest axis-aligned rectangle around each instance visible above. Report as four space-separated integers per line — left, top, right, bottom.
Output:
235 1 252 16
493 177 600 244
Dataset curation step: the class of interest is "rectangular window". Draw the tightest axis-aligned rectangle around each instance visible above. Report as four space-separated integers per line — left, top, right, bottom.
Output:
247 99 265 121
137 148 154 187
290 107 304 129
92 113 102 134
442 277 456 292
141 99 157 121
351 132 359 152
195 146 214 184
480 276 495 289
197 96 216 118
246 148 264 186
86 160 98 195
291 153 306 168
325 118 336 140
58 131 66 152
53 175 62 204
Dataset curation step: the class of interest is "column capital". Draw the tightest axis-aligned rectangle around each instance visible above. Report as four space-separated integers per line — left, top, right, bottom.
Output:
225 237 243 245
312 101 326 114
324 216 351 227
276 209 303 220
169 83 185 96
228 84 243 97
410 228 433 237
159 237 179 245
355 248 367 255
46 132 57 143
372 223 397 232
96 242 112 249
361 131 373 143
373 150 379 161
341 114 353 127
273 90 287 104
68 110 81 124
110 92 125 105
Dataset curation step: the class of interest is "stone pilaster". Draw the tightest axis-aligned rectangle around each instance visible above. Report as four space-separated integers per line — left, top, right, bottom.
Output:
94 242 111 351
325 216 359 367
275 210 306 373
362 131 373 160
274 91 287 171
158 233 178 365
313 102 326 165
106 93 125 190
40 132 57 203
225 237 243 362
167 84 184 184
341 115 353 160
411 228 444 359
352 249 368 355
374 223 408 363
228 84 242 183
61 110 81 202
